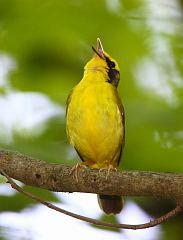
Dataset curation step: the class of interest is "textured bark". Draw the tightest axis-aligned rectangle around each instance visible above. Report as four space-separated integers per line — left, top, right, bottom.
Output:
0 149 183 200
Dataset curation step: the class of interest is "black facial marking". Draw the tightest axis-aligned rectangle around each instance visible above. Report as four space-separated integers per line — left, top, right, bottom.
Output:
105 57 115 69
105 57 120 87
107 69 120 87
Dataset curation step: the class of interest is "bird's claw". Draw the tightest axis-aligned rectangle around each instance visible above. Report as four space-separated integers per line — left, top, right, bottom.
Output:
70 163 87 182
99 165 117 180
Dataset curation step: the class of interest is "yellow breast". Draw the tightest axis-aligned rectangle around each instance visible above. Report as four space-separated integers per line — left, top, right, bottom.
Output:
66 76 124 169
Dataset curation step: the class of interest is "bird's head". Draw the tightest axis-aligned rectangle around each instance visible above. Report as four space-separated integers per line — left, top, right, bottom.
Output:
84 38 120 87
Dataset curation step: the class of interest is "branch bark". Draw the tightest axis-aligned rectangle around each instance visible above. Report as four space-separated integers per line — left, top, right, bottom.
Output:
0 149 183 200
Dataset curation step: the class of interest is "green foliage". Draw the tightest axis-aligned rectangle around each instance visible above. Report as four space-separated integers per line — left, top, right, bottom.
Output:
0 0 183 239
0 186 59 212
92 214 121 232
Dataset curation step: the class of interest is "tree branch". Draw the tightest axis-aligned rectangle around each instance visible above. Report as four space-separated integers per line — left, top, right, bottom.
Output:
0 168 182 230
0 149 183 199
0 149 183 229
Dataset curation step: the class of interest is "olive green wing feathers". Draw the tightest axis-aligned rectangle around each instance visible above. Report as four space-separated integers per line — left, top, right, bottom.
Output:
116 95 125 166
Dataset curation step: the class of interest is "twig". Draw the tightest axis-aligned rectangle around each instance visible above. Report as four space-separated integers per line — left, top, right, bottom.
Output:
0 168 182 230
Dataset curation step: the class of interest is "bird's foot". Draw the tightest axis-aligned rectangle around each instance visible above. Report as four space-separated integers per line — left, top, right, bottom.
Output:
70 163 87 182
99 165 117 180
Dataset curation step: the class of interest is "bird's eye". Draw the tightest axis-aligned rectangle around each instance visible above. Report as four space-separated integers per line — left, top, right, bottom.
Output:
105 57 116 69
110 61 115 68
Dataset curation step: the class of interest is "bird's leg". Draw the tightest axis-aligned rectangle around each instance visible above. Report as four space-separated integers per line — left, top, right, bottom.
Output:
70 162 87 182
107 165 117 179
99 165 117 180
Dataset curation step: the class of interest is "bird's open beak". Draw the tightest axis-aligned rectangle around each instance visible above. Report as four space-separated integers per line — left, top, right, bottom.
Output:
92 38 105 59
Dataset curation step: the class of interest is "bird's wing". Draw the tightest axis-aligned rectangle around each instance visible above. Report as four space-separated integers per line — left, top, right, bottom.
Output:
116 96 125 166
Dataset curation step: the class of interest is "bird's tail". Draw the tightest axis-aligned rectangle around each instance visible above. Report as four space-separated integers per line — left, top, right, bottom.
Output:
97 194 123 215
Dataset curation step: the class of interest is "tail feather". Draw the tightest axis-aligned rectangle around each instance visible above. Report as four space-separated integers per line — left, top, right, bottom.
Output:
97 194 123 215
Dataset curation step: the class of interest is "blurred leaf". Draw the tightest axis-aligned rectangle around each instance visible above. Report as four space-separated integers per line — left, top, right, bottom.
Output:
91 214 120 232
0 185 59 212
0 176 7 184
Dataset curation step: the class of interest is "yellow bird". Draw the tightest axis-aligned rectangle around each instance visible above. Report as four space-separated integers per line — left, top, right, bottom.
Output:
66 38 125 214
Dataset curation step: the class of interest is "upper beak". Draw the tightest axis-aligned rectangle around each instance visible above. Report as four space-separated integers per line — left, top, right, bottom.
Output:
92 38 105 59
